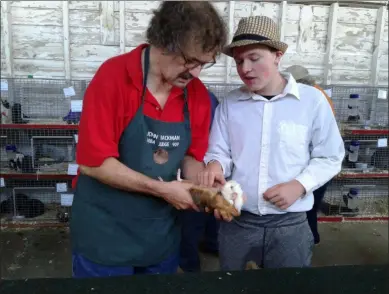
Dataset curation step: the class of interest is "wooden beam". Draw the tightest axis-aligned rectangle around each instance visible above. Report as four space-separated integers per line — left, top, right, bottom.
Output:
289 0 388 8
62 1 71 80
279 1 287 42
119 1 126 54
278 1 288 70
100 1 115 45
370 6 386 86
2 1 13 77
225 1 235 83
323 2 338 86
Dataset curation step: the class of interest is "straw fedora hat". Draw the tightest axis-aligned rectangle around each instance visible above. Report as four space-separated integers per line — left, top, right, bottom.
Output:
223 16 288 57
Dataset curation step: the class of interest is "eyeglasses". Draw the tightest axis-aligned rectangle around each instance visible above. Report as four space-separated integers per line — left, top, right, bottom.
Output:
179 48 216 70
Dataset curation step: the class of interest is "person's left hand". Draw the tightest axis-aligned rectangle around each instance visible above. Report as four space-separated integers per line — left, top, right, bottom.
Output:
204 192 247 222
263 180 306 210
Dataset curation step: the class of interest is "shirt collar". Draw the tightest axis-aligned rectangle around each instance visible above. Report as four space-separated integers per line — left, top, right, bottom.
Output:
237 72 301 101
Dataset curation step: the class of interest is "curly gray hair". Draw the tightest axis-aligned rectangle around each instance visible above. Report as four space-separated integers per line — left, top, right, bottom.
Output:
146 2 227 56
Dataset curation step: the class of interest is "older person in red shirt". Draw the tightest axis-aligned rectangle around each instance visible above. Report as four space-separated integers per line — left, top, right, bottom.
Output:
70 1 227 278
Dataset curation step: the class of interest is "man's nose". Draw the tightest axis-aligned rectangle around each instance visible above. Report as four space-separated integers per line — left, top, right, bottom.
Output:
241 60 252 74
189 66 202 78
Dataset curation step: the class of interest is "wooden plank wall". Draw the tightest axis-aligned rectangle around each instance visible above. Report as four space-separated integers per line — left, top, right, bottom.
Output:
0 1 388 86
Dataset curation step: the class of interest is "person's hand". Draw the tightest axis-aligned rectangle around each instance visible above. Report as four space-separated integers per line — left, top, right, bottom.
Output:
160 181 199 211
205 207 234 222
204 192 248 223
211 192 248 221
198 161 226 188
263 180 306 210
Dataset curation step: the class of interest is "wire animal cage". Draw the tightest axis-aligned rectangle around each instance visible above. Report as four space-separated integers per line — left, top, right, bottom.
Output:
340 133 389 175
0 179 74 223
372 87 389 127
1 78 87 125
0 78 80 224
0 79 388 224
328 85 389 130
1 127 78 176
322 178 388 217
31 135 76 171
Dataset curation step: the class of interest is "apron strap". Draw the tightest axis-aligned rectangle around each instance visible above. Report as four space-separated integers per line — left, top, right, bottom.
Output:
140 46 151 105
182 88 190 122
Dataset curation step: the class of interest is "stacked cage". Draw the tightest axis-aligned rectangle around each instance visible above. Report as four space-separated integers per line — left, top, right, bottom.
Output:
320 85 388 218
1 78 85 223
0 79 388 224
329 85 389 131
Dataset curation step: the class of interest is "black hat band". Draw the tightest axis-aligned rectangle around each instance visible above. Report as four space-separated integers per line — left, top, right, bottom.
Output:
232 34 271 43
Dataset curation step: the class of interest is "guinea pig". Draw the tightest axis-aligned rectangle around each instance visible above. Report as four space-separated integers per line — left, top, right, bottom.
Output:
221 180 244 213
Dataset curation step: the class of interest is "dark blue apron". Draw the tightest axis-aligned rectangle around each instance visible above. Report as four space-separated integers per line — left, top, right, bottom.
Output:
70 45 192 268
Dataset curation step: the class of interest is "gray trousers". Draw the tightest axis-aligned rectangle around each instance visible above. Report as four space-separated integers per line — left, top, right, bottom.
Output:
218 210 314 270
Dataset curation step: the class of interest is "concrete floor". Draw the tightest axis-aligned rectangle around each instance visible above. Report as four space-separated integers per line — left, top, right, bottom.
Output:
1 222 388 280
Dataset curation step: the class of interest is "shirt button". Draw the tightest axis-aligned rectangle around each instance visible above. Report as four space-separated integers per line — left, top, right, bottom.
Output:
156 106 160 111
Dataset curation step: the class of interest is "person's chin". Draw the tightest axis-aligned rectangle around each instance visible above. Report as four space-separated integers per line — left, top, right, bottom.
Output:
173 77 192 88
241 77 259 91
245 81 263 92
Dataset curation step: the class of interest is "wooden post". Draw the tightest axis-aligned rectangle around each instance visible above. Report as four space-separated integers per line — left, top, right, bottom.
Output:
2 1 14 77
119 1 126 54
370 6 386 86
62 1 71 80
100 1 115 45
279 1 287 42
323 2 339 86
225 1 235 83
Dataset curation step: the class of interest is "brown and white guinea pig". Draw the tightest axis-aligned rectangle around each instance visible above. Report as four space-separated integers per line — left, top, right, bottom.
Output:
164 169 244 214
220 180 244 213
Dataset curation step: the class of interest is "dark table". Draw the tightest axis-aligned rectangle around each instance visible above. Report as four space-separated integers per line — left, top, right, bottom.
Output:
1 264 388 294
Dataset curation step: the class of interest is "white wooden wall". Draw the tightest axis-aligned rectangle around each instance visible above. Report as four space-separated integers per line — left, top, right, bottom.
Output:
1 1 388 86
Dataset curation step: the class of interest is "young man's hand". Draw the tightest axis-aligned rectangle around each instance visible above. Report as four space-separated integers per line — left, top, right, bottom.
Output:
198 161 240 222
263 180 306 210
197 160 226 188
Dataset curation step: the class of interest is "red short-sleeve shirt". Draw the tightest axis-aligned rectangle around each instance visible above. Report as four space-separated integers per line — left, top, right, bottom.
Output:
72 44 211 188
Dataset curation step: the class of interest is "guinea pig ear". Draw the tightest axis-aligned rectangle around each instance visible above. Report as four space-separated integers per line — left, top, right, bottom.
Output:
229 182 237 189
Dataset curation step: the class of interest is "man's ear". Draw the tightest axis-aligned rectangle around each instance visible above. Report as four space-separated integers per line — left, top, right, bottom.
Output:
274 51 284 66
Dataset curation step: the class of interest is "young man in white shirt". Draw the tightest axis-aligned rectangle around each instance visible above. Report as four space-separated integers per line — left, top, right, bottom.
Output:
198 16 345 270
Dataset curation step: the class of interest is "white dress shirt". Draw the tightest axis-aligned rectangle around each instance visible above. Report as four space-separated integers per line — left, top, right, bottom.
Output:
204 73 345 216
